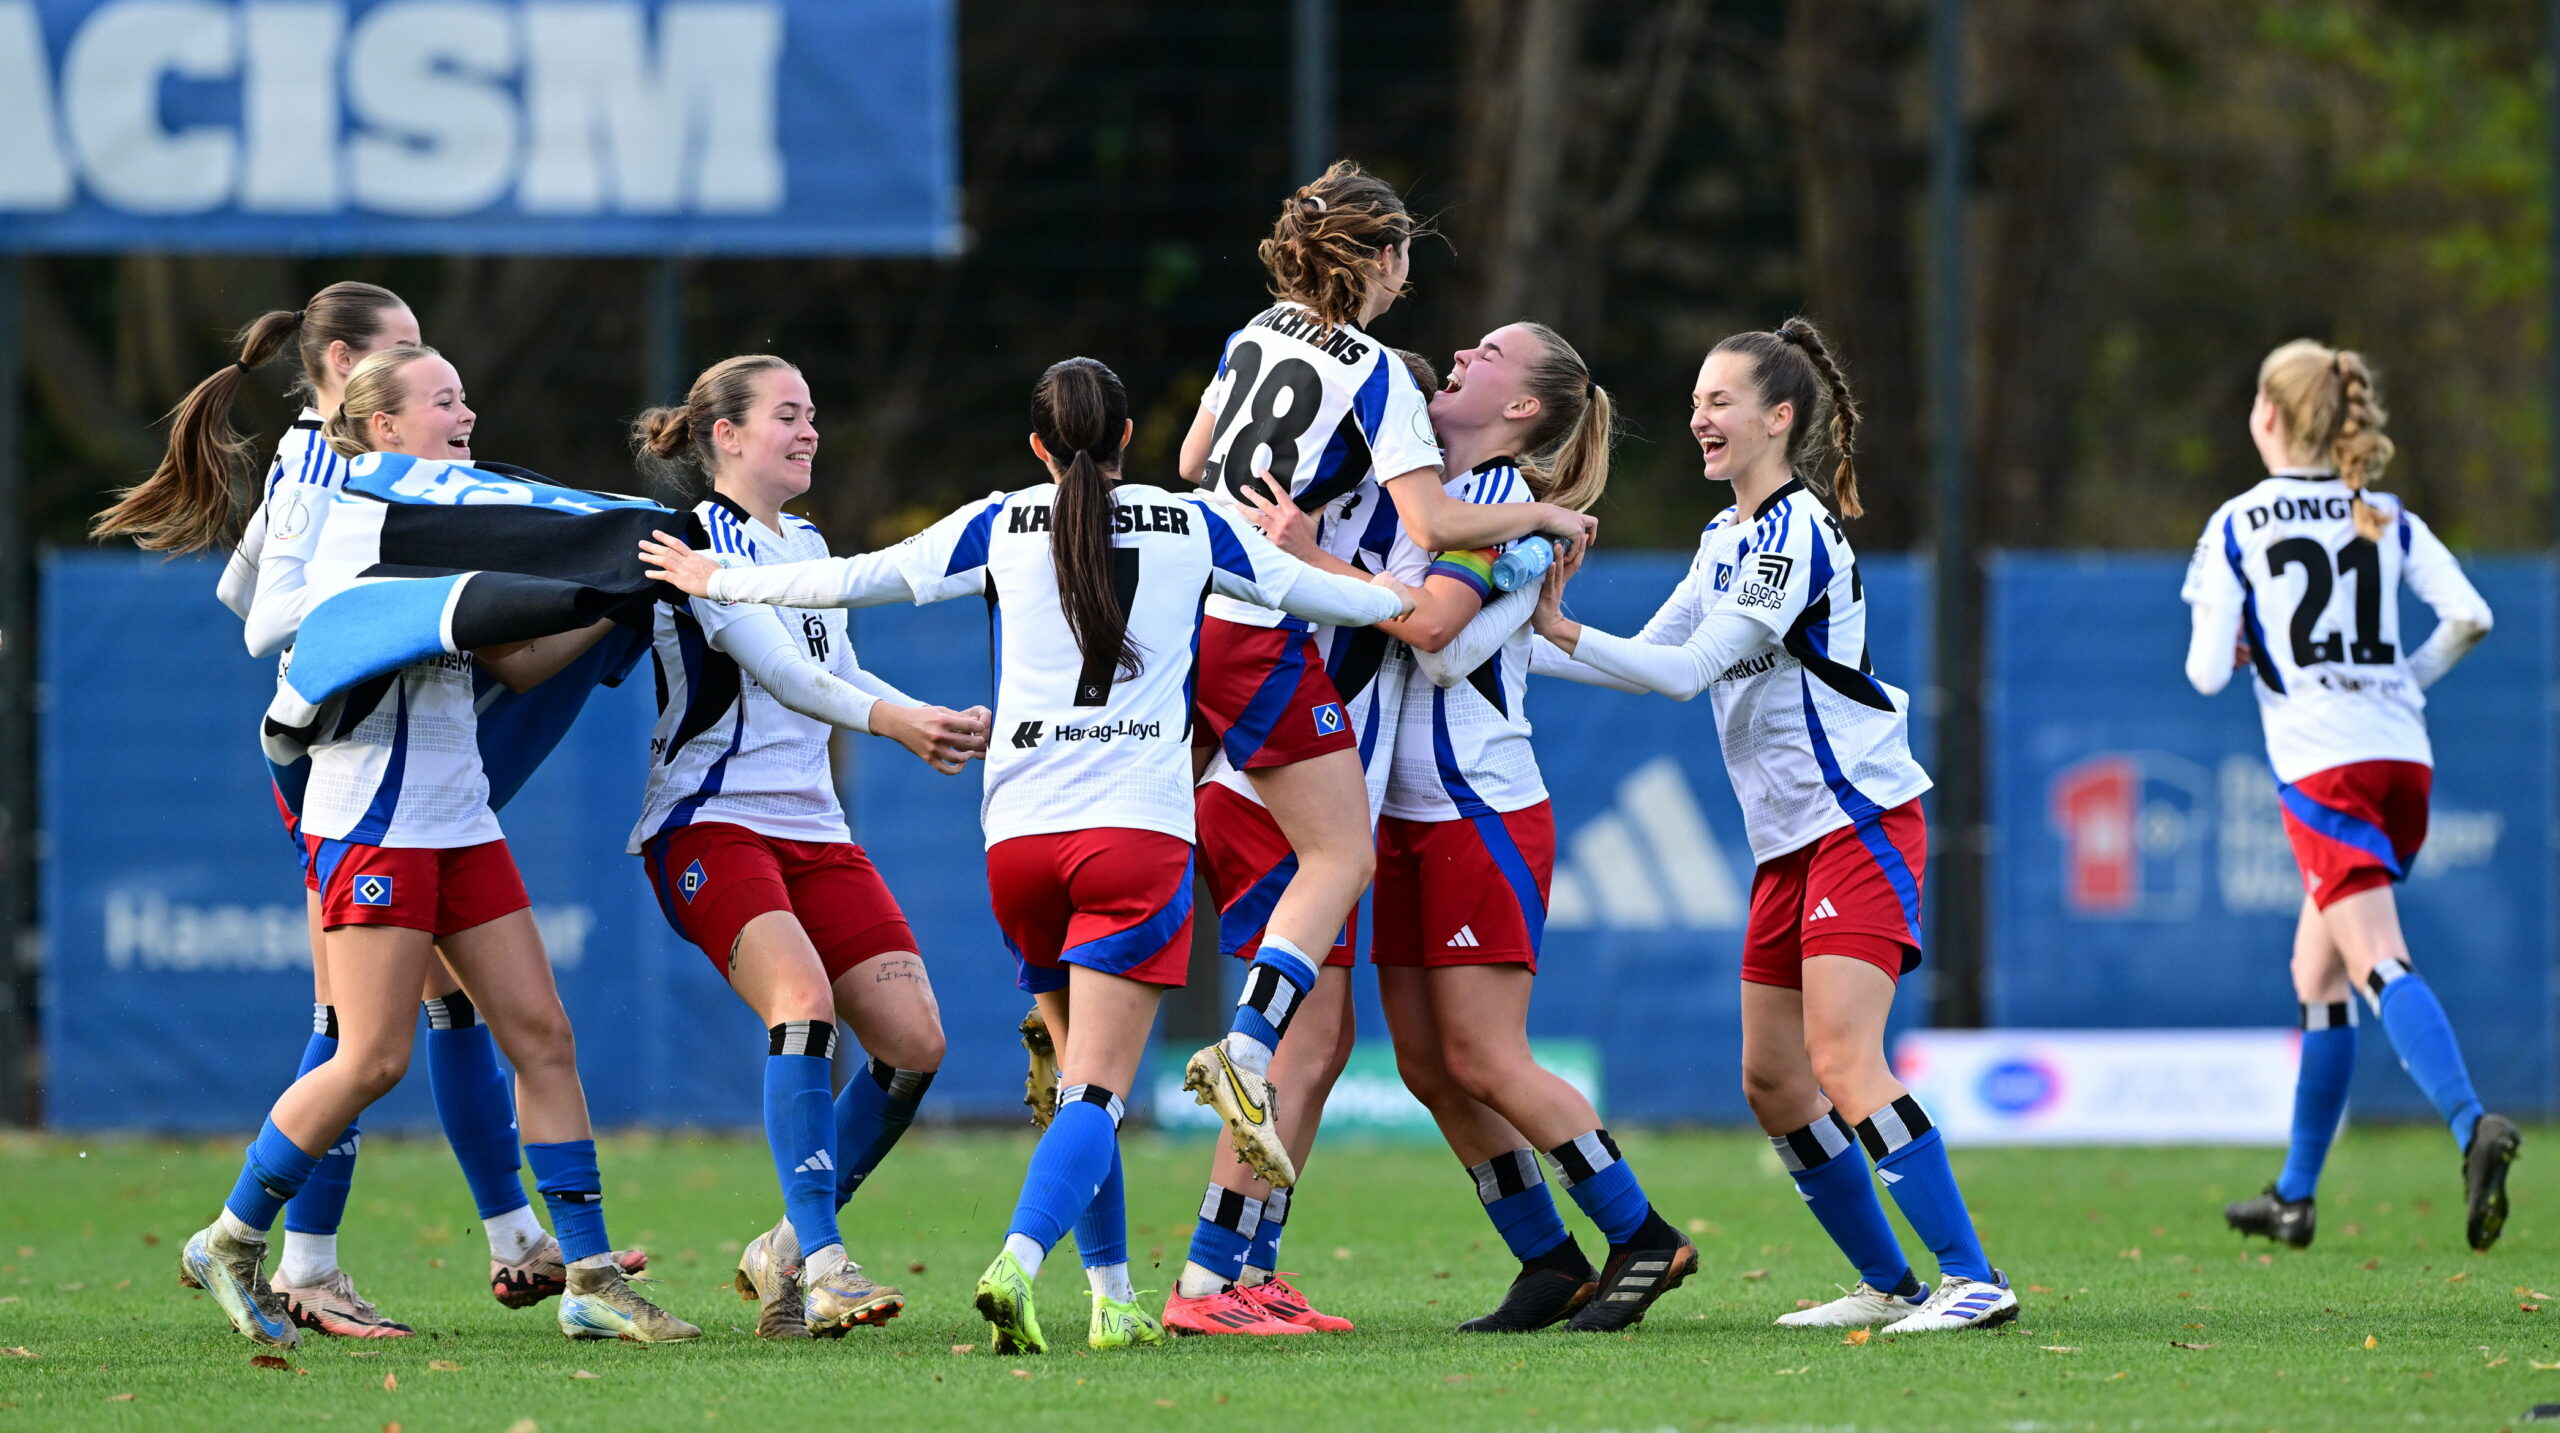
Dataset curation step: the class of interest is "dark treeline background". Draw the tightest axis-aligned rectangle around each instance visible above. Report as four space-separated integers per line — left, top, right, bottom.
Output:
20 0 2548 555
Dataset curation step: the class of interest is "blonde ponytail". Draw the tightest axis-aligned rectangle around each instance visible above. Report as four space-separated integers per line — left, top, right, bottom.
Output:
2260 339 2395 541
1509 321 1613 514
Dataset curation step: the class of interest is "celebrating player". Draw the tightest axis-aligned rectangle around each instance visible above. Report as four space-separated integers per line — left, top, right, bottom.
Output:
175 346 696 1349
93 285 588 1338
1533 319 2018 1334
1176 162 1596 1186
2183 340 2516 1251
628 355 988 1337
641 357 1414 1354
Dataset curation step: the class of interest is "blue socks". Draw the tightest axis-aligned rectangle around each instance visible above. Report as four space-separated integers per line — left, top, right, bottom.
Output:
1006 1086 1123 1255
1547 1129 1651 1246
1470 1149 1570 1261
1186 1186 1261 1285
281 1006 358 1237
1246 1185 1289 1273
2277 1001 2358 1202
834 1058 935 1206
1225 936 1317 1073
1774 1112 1919 1294
766 1022 842 1258
524 1140 609 1263
2367 960 2484 1151
1075 1148 1128 1270
1856 1096 1994 1284
422 991 531 1219
225 1118 324 1231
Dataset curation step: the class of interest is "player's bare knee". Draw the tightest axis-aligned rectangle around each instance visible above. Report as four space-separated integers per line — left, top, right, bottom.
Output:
341 1047 412 1101
1803 1034 1884 1099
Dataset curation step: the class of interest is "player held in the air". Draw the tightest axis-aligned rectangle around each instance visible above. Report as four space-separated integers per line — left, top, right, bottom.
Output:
642 358 1415 1354
628 355 989 1337
2183 340 2515 1252
174 347 694 1348
1534 319 2019 1335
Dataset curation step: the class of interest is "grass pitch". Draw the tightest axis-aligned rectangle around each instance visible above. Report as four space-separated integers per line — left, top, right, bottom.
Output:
0 1125 2549 1431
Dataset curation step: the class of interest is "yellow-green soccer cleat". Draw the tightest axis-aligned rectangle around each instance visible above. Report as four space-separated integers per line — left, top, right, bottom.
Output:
559 1259 702 1343
1181 1043 1298 1188
179 1221 300 1348
732 1220 810 1341
1020 1007 1060 1130
974 1249 1047 1355
1087 1290 1165 1350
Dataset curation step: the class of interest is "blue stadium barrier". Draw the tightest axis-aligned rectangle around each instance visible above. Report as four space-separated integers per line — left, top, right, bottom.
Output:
1987 554 2558 1119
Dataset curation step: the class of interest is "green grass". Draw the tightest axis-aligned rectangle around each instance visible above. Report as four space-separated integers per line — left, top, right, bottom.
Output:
0 1126 2549 1431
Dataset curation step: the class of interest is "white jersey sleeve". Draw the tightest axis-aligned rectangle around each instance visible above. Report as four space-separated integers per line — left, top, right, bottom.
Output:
2399 509 2493 689
1190 499 1403 628
699 598 880 734
1569 502 1818 701
241 415 349 656
2181 499 2246 696
700 495 1009 610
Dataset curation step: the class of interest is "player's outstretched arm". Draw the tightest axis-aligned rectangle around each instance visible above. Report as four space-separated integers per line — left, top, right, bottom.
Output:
475 618 617 693
640 530 919 609
1383 466 1595 553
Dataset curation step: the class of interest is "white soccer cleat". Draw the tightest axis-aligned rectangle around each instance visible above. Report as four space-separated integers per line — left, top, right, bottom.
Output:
1775 1280 1928 1328
732 1220 809 1341
1879 1271 2018 1334
180 1222 300 1348
1181 1044 1297 1188
559 1260 702 1343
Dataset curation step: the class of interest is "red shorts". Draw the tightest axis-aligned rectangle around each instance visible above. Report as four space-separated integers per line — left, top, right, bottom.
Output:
644 822 917 980
304 836 531 937
1195 782 1357 967
987 828 1195 994
1372 803 1555 971
1742 800 1926 989
2279 760 2431 909
1191 618 1358 770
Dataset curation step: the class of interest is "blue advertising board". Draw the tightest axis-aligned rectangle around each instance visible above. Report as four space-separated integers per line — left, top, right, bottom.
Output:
0 0 957 254
1986 554 2558 1118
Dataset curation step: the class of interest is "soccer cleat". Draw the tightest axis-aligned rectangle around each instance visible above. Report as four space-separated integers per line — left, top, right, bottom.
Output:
493 1235 650 1309
974 1249 1048 1355
1020 1008 1060 1130
1457 1256 1598 1333
2464 1113 2522 1252
181 1223 300 1348
2224 1185 2317 1249
1566 1223 1696 1333
1087 1290 1166 1350
273 1268 415 1338
1241 1273 1353 1332
1774 1280 1929 1329
806 1260 905 1335
1160 1285 1311 1337
1180 1044 1298 1188
1880 1270 2020 1334
731 1221 809 1341
558 1260 701 1343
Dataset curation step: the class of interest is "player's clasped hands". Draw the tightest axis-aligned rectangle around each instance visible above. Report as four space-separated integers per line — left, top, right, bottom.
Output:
1241 473 1421 620
877 703 991 774
639 531 719 595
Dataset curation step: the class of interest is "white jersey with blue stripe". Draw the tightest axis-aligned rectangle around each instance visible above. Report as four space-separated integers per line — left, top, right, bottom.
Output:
1195 303 1444 631
217 409 355 658
297 649 499 850
630 499 861 852
2181 473 2487 783
1382 458 1547 821
1627 480 1931 863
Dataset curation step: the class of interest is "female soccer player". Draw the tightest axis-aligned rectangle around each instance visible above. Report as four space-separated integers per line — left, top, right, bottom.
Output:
178 345 696 1349
2183 340 2515 1251
641 357 1413 1354
628 354 989 1338
1176 162 1595 1184
1533 319 2018 1334
1239 323 1694 1333
95 284 576 1338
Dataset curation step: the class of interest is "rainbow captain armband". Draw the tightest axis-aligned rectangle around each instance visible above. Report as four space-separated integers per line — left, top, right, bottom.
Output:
1427 547 1500 599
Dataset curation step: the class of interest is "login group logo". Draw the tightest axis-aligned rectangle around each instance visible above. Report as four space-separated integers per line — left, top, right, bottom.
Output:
1975 1056 2061 1116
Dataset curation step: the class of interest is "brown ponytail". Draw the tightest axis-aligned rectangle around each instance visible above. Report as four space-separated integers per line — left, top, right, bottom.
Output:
1256 160 1422 333
1710 317 1864 518
1031 358 1141 684
92 280 408 553
1507 322 1614 514
2259 339 2396 541
631 354 799 503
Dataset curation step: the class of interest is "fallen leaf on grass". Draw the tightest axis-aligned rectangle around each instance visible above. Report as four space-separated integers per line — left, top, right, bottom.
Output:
2533 1361 2560 1371
1772 1366 1812 1376
383 1371 398 1392
346 1350 382 1358
2523 1304 2544 1314
2027 1284 2054 1294
106 1393 134 1402
140 1234 158 1247
2361 1259 2382 1271
2446 1271 2470 1284
427 1360 460 1372
507 1421 540 1433
385 1424 401 1433
1739 1269 1769 1281
950 1344 974 1356
250 1355 290 1371
1332 1247 1352 1261
0 1348 34 1359
907 1262 927 1275
2170 1342 2215 1351
1442 1375 1473 1384
1793 1299 1822 1310
569 1370 599 1380
1010 1369 1033 1379
1842 1330 1871 1346
2487 1357 2508 1367
2523 1289 2558 1301
2363 1335 2379 1350
2108 1371 2130 1381
2040 1346 2079 1354
1153 1400 1175 1409
2119 1248 2142 1260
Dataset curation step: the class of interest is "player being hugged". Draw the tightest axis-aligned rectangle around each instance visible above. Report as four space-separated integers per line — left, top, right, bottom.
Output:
641 358 1414 1355
173 346 698 1349
2184 340 2514 1252
1534 319 2018 1335
629 356 990 1338
1174 163 1595 1187
1248 323 1698 1332
95 286 619 1340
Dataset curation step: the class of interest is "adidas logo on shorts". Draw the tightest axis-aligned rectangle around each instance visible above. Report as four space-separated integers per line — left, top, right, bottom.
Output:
1445 925 1481 949
1808 898 1839 921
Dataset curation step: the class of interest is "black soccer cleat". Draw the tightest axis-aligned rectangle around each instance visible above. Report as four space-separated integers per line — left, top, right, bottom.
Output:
1565 1214 1696 1333
1456 1245 1597 1333
2224 1184 2316 1249
2465 1113 2522 1252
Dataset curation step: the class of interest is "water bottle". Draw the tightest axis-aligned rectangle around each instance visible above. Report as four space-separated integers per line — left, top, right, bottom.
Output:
1490 536 1569 593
